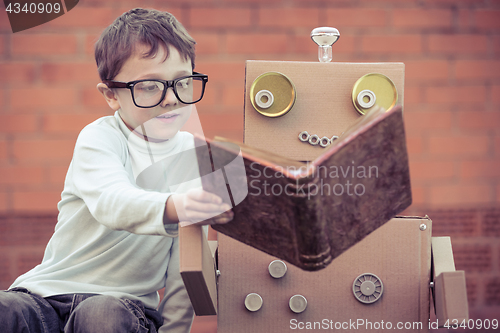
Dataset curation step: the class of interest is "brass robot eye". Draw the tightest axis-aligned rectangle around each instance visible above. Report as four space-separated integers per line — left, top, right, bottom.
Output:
250 72 296 118
352 73 398 115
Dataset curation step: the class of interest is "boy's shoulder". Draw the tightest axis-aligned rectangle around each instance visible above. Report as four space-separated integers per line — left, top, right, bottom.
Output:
76 113 126 148
79 113 121 135
83 113 120 131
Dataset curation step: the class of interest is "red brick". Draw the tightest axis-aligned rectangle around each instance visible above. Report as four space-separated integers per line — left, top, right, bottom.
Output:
41 62 100 84
428 134 490 157
485 278 500 306
326 8 387 28
196 62 245 83
49 165 68 185
82 87 110 108
453 244 493 272
10 88 77 108
203 128 243 142
361 34 423 54
406 135 423 156
492 85 500 104
410 160 455 181
219 0 282 3
458 9 473 30
194 84 217 107
191 316 217 333
426 208 480 237
190 32 220 55
0 114 38 133
222 85 244 107
0 140 7 160
494 36 500 57
428 34 488 55
403 86 423 106
423 0 481 4
18 251 45 275
0 215 57 246
189 8 252 29
42 113 104 134
0 192 7 213
429 184 492 206
0 7 13 32
497 183 500 203
13 190 61 212
0 255 11 287
474 10 500 30
259 7 319 29
405 60 449 81
0 63 36 84
199 112 243 132
457 111 500 130
0 35 5 56
392 9 452 29
46 6 115 28
460 160 500 179
454 244 492 272
404 110 452 132
12 34 77 56
226 33 290 54
455 60 500 80
85 33 100 56
0 166 44 185
425 85 486 104
496 135 500 157
410 185 425 206
12 139 75 162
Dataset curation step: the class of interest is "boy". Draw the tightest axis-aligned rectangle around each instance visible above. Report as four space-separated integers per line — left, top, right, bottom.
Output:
0 8 231 333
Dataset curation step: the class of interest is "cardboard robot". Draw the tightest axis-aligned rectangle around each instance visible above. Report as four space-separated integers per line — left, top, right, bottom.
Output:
179 28 469 332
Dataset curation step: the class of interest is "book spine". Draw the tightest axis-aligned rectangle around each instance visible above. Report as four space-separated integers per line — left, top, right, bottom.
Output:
287 176 332 271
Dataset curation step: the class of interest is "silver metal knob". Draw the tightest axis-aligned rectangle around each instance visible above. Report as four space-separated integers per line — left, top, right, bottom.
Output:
244 293 263 312
289 294 308 313
268 260 287 279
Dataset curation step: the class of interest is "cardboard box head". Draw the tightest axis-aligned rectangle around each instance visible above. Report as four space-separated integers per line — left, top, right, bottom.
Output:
244 61 405 161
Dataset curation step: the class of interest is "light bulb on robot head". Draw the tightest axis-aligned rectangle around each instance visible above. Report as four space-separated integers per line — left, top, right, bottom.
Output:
310 27 340 63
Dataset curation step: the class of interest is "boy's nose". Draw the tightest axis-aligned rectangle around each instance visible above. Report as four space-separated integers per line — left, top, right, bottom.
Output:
160 87 179 107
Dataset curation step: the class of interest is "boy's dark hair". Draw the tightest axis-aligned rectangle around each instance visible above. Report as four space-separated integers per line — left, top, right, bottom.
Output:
95 8 196 81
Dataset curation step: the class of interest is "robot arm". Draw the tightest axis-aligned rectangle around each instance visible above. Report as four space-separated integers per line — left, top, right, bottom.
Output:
431 237 469 327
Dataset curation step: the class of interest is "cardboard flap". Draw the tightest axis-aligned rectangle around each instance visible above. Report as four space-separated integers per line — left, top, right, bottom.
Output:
431 236 456 279
179 225 218 316
431 237 469 326
434 271 469 326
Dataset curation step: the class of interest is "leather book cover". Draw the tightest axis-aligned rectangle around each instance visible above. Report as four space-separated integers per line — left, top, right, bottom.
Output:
196 105 412 271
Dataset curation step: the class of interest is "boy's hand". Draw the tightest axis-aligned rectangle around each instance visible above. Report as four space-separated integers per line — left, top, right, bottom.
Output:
167 188 233 226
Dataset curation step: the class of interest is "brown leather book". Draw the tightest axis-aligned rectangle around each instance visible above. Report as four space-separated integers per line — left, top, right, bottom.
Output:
197 105 412 271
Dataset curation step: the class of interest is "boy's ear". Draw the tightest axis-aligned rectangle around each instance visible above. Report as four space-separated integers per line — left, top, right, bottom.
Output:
97 83 120 111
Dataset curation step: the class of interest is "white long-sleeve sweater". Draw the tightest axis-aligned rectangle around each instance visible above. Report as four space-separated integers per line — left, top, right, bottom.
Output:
10 111 198 331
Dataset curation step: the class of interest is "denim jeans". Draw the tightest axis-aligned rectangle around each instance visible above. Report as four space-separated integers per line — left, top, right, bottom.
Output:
0 287 163 333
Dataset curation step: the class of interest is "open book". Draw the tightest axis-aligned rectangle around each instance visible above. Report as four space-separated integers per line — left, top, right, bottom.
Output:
195 105 411 271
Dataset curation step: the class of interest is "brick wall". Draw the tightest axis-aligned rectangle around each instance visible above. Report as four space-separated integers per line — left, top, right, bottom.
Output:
1 0 499 331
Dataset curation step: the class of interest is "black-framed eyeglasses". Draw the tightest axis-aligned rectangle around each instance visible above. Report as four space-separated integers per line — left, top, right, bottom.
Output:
103 72 208 108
